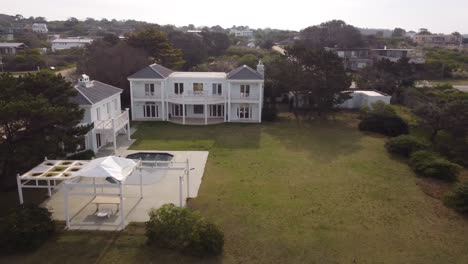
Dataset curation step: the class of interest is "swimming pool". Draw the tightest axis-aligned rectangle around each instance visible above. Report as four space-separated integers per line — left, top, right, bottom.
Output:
126 152 174 162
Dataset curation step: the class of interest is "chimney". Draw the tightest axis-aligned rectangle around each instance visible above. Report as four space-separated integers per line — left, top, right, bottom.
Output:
78 74 92 88
256 60 265 78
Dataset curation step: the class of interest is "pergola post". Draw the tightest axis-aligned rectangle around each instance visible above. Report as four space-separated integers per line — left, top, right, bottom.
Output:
16 175 24 204
64 184 70 229
119 182 125 230
186 159 190 198
179 175 183 207
139 160 143 199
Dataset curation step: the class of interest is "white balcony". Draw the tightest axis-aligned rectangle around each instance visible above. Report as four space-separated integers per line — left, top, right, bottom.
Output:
168 91 226 104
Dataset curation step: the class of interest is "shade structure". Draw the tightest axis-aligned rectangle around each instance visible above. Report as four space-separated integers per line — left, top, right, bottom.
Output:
74 156 137 182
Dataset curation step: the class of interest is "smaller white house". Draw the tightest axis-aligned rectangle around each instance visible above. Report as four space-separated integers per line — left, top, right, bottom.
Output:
51 38 93 51
0 42 26 55
32 23 48 33
71 75 130 153
338 90 391 109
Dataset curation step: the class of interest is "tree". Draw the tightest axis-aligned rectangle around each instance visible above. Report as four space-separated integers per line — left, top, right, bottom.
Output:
201 31 231 57
285 44 352 117
0 73 91 189
78 39 150 107
392 28 406 37
356 58 415 102
298 20 363 49
126 28 185 69
167 31 206 70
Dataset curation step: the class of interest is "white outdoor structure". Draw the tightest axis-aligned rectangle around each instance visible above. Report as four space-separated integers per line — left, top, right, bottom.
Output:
71 74 131 153
338 90 391 109
32 23 48 33
51 38 93 51
128 62 265 125
17 156 191 230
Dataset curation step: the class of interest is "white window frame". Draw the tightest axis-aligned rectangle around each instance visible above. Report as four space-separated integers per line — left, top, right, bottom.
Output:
143 102 158 118
240 85 250 98
237 105 251 119
193 83 204 94
145 83 155 96
174 83 184 94
96 107 101 121
212 83 222 95
193 105 204 114
209 105 224 117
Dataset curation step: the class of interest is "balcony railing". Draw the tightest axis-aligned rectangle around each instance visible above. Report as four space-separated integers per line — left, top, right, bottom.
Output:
170 91 224 98
94 109 130 132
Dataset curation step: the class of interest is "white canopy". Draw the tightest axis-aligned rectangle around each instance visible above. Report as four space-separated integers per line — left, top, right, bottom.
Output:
75 156 137 181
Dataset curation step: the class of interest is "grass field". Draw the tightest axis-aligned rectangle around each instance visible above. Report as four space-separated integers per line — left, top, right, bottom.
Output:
2 113 467 263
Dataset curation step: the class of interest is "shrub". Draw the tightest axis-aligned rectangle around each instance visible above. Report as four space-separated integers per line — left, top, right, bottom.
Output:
0 204 55 252
369 101 397 117
262 107 278 121
444 181 468 214
409 150 462 181
358 115 409 137
385 135 430 157
146 204 224 257
67 150 95 160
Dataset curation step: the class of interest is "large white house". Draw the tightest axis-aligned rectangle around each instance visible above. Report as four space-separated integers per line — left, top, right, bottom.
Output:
128 62 265 125
51 38 93 51
71 75 130 153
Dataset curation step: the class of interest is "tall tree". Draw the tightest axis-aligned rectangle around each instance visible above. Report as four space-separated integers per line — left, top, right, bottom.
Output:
0 73 91 188
126 28 185 69
392 28 406 37
78 39 150 107
298 20 364 49
167 31 206 70
285 45 352 117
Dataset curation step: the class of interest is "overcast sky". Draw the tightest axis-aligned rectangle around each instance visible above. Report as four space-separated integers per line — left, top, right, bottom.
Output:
4 0 468 33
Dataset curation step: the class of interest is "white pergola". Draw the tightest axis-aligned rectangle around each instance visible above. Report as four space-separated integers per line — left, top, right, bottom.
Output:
61 156 140 230
17 155 191 230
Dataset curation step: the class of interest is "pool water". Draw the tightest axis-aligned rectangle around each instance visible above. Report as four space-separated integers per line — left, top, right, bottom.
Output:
126 152 174 162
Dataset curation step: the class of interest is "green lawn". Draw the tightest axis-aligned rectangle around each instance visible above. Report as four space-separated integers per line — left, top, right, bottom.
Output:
2 113 467 263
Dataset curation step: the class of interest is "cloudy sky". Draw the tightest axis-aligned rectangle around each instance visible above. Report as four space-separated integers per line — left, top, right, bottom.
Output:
4 0 468 33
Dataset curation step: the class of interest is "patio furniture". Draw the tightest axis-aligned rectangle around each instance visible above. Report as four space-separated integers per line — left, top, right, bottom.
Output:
96 208 113 218
91 196 121 212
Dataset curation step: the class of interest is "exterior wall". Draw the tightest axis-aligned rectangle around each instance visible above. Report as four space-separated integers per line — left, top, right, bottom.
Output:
129 76 263 124
0 47 18 55
51 42 89 51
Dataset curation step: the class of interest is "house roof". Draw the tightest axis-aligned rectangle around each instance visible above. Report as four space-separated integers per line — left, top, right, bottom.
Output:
170 72 226 79
0 42 26 48
71 81 122 105
227 65 263 80
128 63 174 79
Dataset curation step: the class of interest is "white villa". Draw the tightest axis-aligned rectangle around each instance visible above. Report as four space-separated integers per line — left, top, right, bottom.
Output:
71 75 130 153
128 62 265 125
51 38 93 51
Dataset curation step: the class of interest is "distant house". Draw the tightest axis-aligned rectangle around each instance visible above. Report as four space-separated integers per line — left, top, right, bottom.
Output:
32 23 48 33
71 74 130 153
0 42 27 55
51 38 93 51
230 29 254 38
327 48 374 71
414 34 462 47
128 62 265 125
372 48 425 64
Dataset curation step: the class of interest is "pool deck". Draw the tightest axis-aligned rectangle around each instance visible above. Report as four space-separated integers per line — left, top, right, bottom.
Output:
41 129 209 231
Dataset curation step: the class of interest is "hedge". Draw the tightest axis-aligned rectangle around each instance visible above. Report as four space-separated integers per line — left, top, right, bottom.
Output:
359 114 409 137
385 135 430 157
444 181 468 214
409 150 461 181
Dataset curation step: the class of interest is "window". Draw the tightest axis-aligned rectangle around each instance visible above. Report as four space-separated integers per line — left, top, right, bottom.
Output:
193 83 204 94
212 83 222 95
143 102 157 118
174 83 184 94
106 102 110 114
172 104 187 117
96 107 101 120
113 99 118 111
240 85 250 97
96 133 102 148
210 105 224 117
145 83 155 96
237 105 251 119
193 105 204 114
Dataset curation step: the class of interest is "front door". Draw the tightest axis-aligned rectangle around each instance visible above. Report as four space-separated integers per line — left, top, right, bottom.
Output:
96 133 102 149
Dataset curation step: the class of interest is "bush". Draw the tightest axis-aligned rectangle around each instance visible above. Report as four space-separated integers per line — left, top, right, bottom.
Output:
385 135 430 157
0 204 55 252
67 150 95 160
409 151 462 181
444 181 468 214
358 115 409 137
262 107 278 121
146 204 224 257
